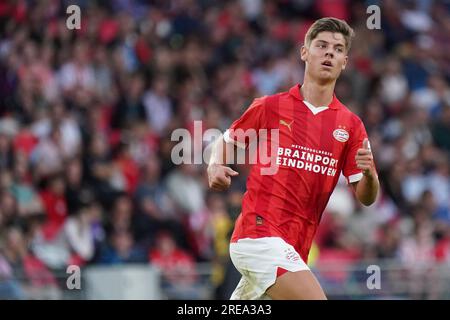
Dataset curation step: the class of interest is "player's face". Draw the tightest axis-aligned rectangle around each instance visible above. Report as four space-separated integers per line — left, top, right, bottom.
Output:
301 31 348 82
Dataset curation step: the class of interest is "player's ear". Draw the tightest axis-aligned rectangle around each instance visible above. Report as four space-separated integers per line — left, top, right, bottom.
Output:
300 45 308 62
341 55 348 70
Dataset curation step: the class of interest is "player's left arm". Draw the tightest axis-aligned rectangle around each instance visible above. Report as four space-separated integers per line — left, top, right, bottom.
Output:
350 138 379 206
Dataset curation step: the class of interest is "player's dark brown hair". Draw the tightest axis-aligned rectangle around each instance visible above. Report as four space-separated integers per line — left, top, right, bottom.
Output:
304 17 355 52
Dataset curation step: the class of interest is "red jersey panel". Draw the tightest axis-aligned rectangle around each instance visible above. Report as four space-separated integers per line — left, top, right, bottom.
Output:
225 84 372 263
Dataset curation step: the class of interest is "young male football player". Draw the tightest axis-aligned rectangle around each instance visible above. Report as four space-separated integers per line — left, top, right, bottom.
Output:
207 17 379 300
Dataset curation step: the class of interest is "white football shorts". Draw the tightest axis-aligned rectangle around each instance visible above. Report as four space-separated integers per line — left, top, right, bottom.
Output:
229 237 310 300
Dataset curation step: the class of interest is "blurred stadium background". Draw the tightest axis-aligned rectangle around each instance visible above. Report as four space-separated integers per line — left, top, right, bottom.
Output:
0 0 449 300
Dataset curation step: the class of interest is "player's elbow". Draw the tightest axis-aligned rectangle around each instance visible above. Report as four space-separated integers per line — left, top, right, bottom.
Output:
355 177 379 206
359 197 376 207
358 190 378 206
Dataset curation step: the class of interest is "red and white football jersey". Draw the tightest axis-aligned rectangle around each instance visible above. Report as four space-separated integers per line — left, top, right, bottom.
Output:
224 84 373 262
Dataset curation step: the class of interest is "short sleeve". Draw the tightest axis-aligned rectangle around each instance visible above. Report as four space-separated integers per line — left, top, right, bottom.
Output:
223 97 266 149
342 118 372 184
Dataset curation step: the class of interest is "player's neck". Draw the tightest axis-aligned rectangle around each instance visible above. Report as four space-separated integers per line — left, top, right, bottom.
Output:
300 78 335 107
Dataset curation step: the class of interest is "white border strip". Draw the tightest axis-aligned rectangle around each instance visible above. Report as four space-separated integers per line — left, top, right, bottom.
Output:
223 129 247 149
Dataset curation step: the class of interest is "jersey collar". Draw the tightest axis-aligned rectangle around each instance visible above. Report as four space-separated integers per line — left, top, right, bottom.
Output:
288 84 341 110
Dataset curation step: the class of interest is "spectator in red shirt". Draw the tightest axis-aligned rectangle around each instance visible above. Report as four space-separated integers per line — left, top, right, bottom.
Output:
149 231 197 285
149 231 202 299
39 173 68 240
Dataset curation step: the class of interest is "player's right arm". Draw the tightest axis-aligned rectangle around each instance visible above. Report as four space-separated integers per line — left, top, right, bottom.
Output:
207 97 266 191
207 136 239 191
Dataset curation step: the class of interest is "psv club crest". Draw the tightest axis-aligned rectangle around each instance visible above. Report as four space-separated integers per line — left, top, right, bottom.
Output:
333 128 349 142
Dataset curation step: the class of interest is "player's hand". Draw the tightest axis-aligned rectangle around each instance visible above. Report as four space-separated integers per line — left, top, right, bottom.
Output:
207 164 239 191
355 138 375 178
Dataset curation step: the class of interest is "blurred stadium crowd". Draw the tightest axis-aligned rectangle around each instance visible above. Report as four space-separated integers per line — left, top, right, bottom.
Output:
0 0 449 299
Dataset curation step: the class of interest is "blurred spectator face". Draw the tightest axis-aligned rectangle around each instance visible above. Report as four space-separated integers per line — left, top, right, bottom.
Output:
207 194 227 213
50 103 66 125
5 227 25 253
154 47 173 71
156 233 176 255
50 127 62 144
115 195 132 214
184 41 204 67
90 134 108 157
112 195 133 231
420 145 439 165
115 143 131 159
13 153 29 181
80 202 101 226
140 197 159 218
117 12 134 36
112 231 133 255
301 31 348 82
420 190 436 212
23 41 38 65
0 134 10 152
413 206 430 226
414 223 433 244
229 187 244 204
180 163 197 176
385 57 402 75
438 157 449 173
0 192 17 219
143 156 160 181
129 75 145 99
87 107 103 129
131 122 150 143
204 106 222 129
428 75 447 93
442 106 450 124
0 171 13 189
153 77 169 96
378 223 400 256
66 158 82 186
413 108 430 126
49 175 65 195
94 46 108 65
74 42 89 66
406 158 422 174
90 203 103 222
41 43 54 66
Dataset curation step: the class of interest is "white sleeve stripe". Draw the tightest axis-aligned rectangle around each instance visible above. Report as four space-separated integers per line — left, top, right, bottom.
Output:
347 172 363 184
223 129 246 149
